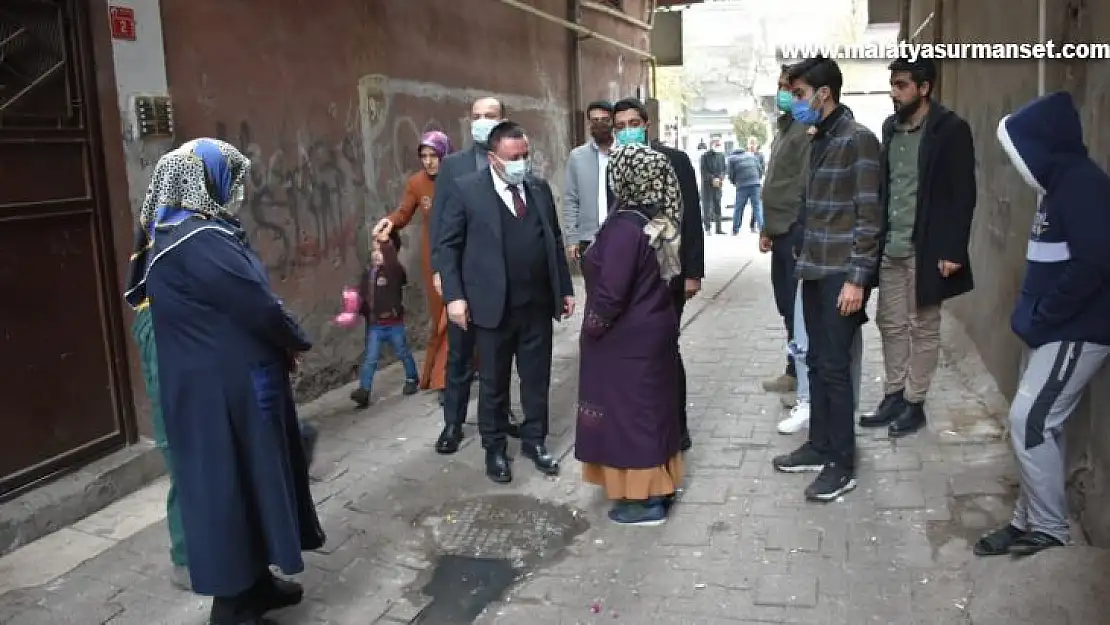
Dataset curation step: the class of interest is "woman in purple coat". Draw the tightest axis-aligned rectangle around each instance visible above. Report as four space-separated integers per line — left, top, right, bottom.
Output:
575 143 685 526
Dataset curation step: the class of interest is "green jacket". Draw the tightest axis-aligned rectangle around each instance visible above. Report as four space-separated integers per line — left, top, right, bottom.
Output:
761 115 811 237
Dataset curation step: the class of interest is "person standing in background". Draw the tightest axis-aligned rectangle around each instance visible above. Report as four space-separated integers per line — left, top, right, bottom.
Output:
699 140 727 234
859 57 977 438
612 97 704 451
563 101 616 260
758 65 810 413
728 139 765 235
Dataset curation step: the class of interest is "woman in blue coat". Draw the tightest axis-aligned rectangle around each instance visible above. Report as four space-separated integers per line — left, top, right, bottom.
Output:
124 138 325 625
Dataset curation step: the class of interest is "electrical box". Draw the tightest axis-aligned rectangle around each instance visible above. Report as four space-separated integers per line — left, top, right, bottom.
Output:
133 95 174 138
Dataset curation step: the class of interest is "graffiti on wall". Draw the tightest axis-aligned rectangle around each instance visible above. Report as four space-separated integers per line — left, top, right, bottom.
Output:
214 109 368 278
212 74 570 282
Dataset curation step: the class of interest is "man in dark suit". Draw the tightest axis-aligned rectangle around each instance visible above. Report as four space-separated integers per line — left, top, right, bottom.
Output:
612 97 705 450
437 121 575 484
425 96 518 455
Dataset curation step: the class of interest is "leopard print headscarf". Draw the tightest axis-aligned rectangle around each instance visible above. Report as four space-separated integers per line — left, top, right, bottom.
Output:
606 143 683 281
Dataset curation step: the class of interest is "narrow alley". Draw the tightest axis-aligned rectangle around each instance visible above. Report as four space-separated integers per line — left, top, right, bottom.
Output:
0 238 1055 624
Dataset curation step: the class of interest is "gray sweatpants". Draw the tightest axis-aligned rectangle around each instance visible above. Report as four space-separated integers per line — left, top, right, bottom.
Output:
1010 340 1110 543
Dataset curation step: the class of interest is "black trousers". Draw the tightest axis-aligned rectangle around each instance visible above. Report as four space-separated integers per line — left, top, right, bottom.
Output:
474 305 553 449
670 282 689 441
770 228 799 378
801 274 868 469
442 321 477 427
700 185 722 230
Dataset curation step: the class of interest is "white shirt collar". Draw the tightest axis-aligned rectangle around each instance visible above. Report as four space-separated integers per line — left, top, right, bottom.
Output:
489 166 516 192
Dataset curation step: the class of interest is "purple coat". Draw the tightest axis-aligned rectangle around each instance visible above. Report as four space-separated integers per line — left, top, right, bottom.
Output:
575 209 681 469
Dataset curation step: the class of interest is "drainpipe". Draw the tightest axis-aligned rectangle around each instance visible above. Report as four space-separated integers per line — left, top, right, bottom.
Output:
568 0 583 146
1037 0 1047 95
582 0 652 30
496 0 654 61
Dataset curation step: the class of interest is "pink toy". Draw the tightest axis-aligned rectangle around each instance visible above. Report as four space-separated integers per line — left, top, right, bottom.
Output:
333 287 360 328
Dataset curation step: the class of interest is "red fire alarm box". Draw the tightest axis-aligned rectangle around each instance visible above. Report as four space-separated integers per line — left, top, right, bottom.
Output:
109 6 136 41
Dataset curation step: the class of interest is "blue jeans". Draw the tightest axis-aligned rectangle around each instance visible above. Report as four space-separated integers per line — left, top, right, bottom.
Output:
791 280 863 410
359 323 418 390
733 184 763 233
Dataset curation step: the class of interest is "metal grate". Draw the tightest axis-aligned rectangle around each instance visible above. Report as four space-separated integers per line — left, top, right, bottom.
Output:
0 0 71 122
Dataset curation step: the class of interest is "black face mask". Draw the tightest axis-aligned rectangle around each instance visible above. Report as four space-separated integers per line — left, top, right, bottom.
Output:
894 94 924 122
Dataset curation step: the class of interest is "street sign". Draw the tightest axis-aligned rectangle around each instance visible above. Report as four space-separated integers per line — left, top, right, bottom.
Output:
109 6 136 41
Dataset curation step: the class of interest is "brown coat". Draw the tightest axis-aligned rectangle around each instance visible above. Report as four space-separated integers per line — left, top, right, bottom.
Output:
386 171 446 389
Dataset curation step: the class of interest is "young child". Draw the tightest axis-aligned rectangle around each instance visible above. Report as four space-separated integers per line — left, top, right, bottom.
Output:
349 231 419 407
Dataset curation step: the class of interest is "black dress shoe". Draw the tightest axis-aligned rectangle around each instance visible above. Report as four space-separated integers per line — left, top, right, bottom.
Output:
485 447 513 483
435 424 464 454
858 390 904 428
250 574 303 614
888 401 926 438
209 595 266 625
521 443 560 476
505 409 521 439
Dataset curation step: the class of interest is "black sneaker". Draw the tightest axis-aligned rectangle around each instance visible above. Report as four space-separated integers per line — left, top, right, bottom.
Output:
804 463 857 502
1009 531 1064 557
402 379 419 395
973 523 1025 556
772 442 828 473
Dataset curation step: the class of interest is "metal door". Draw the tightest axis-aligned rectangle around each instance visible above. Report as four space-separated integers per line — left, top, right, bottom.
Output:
0 0 133 499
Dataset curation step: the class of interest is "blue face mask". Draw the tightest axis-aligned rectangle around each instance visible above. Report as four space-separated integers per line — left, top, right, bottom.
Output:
791 95 822 125
615 126 648 145
471 118 500 145
776 90 793 113
496 156 531 185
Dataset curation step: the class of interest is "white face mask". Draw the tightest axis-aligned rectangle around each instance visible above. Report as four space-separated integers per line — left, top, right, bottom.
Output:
497 156 531 185
471 118 500 145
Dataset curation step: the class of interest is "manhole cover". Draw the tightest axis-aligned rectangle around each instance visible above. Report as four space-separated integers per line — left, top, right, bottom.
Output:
420 494 588 565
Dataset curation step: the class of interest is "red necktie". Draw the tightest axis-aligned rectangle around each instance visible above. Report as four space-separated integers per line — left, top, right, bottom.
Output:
509 185 527 218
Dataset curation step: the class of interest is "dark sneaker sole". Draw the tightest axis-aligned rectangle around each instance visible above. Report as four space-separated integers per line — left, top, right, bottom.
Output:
773 462 826 474
805 478 857 502
609 516 666 527
888 422 926 438
1009 541 1063 557
858 416 895 428
973 543 1012 557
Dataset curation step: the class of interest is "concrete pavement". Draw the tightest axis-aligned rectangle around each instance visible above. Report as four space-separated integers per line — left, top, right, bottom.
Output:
0 233 1079 625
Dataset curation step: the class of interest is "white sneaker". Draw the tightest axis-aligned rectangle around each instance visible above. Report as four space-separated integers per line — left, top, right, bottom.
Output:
777 401 810 434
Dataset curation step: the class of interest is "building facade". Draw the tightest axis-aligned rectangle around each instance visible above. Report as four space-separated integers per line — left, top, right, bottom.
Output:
0 0 651 526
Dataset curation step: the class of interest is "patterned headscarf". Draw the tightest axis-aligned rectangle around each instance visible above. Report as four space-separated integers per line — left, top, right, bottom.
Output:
419 130 452 160
124 138 251 308
606 143 683 282
138 138 250 230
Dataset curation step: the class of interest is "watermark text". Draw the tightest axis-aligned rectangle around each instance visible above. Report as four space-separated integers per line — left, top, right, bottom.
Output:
779 41 1110 62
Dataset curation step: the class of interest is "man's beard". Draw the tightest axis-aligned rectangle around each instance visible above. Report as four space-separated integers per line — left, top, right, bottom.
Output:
894 95 923 122
591 129 612 144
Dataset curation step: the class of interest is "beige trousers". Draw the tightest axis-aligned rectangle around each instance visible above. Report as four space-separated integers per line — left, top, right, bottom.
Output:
876 255 942 403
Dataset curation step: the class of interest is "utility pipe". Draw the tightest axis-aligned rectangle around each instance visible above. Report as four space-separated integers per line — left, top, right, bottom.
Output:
496 0 654 60
568 0 583 146
582 0 652 30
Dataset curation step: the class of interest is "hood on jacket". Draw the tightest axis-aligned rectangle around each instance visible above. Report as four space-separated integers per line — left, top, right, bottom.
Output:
996 91 1087 193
